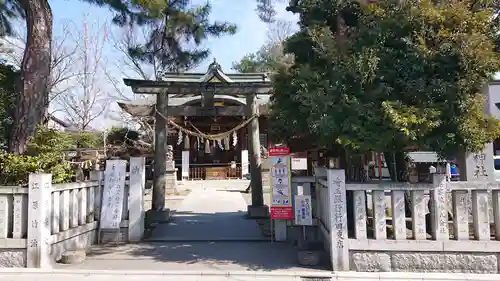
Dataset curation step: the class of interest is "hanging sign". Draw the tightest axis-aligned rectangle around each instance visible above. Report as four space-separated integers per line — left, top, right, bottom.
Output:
291 152 308 170
269 146 293 220
294 195 313 225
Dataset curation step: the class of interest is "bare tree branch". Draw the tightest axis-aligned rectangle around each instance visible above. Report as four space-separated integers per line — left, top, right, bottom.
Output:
266 18 295 43
102 24 174 144
0 22 78 110
57 15 110 131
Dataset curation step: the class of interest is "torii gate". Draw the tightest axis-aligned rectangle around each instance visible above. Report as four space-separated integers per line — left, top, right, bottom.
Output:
120 60 272 219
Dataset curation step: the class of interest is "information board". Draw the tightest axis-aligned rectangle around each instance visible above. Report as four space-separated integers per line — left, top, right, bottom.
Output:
269 146 293 219
294 195 313 225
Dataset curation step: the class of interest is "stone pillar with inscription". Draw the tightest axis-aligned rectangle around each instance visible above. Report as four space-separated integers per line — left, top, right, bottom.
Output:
455 85 497 222
327 169 349 271
456 147 495 222
458 146 495 182
129 157 145 242
27 173 52 268
430 174 450 240
100 160 127 243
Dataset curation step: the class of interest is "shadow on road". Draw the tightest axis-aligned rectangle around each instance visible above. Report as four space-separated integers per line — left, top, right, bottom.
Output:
82 240 328 271
64 211 329 272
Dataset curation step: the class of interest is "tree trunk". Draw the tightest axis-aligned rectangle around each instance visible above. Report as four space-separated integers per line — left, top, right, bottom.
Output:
8 0 52 154
384 151 413 217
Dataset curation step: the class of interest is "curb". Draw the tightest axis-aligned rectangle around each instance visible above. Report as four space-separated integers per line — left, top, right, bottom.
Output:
0 268 334 278
0 269 500 280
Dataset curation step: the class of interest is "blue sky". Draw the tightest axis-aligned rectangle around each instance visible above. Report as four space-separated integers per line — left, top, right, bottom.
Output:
50 0 298 73
37 0 298 128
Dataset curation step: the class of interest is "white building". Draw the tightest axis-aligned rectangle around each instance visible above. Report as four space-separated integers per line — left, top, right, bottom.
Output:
47 115 70 132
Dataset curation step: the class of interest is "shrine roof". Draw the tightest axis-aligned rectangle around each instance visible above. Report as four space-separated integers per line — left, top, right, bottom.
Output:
123 59 272 97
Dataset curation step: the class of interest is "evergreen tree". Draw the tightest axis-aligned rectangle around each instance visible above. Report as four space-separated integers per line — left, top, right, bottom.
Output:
273 0 500 158
126 1 236 74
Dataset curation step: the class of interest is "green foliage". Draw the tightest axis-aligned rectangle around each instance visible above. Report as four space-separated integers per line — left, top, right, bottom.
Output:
0 127 76 185
70 131 103 148
271 0 500 156
0 62 19 150
0 152 73 185
26 127 75 155
0 126 105 185
126 1 237 72
232 42 292 73
107 126 140 146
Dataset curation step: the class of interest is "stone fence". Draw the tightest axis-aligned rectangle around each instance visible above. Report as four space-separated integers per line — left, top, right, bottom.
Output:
0 157 146 268
316 167 500 273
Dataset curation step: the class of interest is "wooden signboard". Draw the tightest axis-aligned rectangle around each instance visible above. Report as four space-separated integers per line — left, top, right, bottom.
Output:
206 167 227 180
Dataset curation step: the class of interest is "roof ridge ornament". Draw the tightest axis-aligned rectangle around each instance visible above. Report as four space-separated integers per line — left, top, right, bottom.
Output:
207 58 222 72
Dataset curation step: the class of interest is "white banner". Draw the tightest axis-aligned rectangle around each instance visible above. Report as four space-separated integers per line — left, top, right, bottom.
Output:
241 150 249 176
100 160 127 229
294 195 313 225
182 151 189 179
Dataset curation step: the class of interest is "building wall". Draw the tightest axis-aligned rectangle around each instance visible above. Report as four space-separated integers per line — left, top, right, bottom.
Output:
488 81 500 119
47 119 66 132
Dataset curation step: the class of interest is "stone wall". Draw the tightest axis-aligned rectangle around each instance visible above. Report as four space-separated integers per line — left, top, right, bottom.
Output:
0 249 26 267
350 251 499 273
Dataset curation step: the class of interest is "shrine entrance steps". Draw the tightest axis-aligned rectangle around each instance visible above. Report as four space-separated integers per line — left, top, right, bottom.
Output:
148 180 265 242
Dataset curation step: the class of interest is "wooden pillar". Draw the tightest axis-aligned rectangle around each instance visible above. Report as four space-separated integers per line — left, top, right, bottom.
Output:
153 92 168 211
247 94 264 206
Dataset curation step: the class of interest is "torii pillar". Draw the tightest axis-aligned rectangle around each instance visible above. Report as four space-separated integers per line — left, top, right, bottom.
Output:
146 91 171 224
246 94 269 218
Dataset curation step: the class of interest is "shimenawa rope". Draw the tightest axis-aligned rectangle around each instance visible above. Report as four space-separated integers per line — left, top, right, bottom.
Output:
154 106 258 141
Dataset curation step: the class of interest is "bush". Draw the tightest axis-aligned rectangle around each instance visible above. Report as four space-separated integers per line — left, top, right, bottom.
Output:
0 153 73 185
0 127 75 185
26 127 75 155
107 127 140 146
70 131 103 148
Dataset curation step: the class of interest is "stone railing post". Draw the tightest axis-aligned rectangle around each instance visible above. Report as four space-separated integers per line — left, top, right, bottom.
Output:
326 168 349 271
90 170 104 221
430 173 449 240
128 157 145 242
27 173 52 268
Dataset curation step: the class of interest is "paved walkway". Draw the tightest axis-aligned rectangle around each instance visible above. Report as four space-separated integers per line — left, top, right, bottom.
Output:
147 181 264 241
55 180 328 272
55 241 326 272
